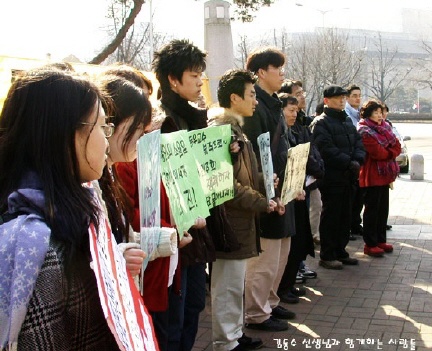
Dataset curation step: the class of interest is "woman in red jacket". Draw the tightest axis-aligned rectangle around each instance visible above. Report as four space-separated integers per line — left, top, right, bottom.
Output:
357 100 401 257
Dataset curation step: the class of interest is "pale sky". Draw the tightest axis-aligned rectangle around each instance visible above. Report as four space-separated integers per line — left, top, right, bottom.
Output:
1 0 431 62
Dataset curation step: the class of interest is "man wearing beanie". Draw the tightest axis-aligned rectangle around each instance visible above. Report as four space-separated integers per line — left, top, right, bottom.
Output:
310 85 365 270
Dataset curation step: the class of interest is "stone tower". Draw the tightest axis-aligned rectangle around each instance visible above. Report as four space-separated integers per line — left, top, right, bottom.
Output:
204 0 235 104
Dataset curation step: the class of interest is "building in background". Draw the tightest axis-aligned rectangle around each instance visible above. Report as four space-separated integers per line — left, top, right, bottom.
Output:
204 0 235 104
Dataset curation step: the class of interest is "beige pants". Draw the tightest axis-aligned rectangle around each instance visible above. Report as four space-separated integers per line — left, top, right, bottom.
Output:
244 237 291 324
309 188 322 240
211 258 248 351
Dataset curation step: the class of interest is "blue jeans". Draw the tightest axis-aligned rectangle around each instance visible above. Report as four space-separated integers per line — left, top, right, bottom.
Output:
168 263 207 351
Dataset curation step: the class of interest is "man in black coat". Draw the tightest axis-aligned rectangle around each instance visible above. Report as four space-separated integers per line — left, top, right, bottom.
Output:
241 47 296 333
310 85 365 270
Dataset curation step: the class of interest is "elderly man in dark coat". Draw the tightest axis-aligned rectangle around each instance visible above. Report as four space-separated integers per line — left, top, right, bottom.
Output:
310 85 365 270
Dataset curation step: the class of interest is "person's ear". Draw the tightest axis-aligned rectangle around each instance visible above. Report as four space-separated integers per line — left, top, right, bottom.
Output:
230 93 240 105
168 74 179 90
257 68 266 80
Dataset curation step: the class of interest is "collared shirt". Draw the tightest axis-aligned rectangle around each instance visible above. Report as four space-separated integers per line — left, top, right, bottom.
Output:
345 102 360 127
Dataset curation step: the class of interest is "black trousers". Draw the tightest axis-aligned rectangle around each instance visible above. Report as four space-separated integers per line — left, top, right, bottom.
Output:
278 201 314 293
351 180 364 233
319 185 352 261
362 185 389 247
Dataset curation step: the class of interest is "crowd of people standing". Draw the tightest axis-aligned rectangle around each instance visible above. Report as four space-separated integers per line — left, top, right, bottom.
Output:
0 39 401 351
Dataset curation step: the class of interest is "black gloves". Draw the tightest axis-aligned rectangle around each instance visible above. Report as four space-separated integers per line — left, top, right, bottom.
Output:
348 160 360 179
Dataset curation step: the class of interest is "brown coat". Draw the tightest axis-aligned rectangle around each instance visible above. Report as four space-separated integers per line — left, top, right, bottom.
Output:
209 109 269 260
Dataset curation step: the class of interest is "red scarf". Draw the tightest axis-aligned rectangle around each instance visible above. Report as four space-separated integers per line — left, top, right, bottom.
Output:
358 119 399 177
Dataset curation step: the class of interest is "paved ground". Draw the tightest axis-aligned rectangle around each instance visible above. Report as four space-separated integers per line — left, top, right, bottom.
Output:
192 167 432 350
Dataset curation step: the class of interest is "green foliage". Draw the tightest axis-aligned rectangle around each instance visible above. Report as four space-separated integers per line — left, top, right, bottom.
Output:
231 0 275 22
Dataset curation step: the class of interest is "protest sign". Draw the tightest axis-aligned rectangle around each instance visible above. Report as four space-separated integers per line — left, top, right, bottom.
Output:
160 130 210 238
89 186 158 351
281 142 310 204
257 132 275 202
137 126 234 239
137 130 161 289
188 125 234 208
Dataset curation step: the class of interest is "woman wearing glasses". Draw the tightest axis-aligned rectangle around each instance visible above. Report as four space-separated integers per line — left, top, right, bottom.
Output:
0 70 119 350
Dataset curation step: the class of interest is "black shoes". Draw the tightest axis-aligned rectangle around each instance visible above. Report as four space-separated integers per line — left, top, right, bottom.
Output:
278 291 299 304
237 334 263 350
338 257 359 265
245 315 289 331
271 305 296 320
386 224 392 230
231 343 248 351
291 286 306 296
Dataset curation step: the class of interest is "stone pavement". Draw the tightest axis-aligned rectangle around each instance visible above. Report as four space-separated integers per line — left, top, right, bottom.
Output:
192 172 432 351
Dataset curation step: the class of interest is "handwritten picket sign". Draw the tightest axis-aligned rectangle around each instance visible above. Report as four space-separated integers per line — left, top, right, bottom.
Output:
160 130 210 239
257 132 275 202
137 130 161 290
188 125 234 209
88 187 159 351
281 142 310 205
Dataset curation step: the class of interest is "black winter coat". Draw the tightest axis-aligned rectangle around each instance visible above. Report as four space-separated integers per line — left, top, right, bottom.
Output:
310 107 365 189
242 85 295 239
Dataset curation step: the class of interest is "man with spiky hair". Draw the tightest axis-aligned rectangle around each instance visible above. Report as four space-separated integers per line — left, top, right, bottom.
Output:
153 39 240 351
153 39 212 351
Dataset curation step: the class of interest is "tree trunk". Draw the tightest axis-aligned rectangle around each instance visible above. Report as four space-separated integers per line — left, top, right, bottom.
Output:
88 0 145 65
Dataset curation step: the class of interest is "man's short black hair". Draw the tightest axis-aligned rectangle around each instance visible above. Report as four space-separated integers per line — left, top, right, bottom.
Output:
152 39 207 92
246 47 285 74
279 79 302 94
278 93 298 109
217 69 257 108
347 84 361 95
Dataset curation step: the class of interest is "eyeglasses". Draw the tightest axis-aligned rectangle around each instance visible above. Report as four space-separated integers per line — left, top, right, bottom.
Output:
269 65 285 75
80 122 115 138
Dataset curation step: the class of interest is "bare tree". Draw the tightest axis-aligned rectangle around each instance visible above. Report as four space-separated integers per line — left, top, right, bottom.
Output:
89 0 278 65
416 41 432 90
365 32 413 103
89 0 145 64
100 0 173 70
235 34 250 68
286 29 364 114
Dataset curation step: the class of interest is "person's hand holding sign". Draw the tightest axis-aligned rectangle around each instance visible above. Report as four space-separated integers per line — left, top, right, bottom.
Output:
295 190 306 201
267 199 277 213
275 197 285 215
179 232 193 248
124 248 147 277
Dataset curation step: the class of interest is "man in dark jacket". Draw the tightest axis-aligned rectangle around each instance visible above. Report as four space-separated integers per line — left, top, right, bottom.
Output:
310 85 365 270
242 47 296 333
